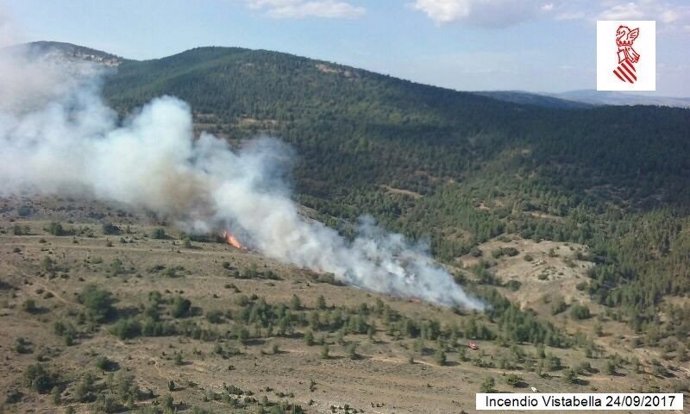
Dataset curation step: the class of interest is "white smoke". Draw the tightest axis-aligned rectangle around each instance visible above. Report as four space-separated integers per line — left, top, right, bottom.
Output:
0 45 485 310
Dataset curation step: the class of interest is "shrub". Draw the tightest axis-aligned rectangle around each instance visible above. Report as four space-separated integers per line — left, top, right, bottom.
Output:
304 330 314 346
505 374 523 387
480 377 496 393
434 349 447 366
110 258 125 275
46 222 67 236
320 344 330 359
5 388 23 404
174 353 184 366
545 354 562 371
551 298 568 315
347 343 359 360
14 337 33 354
95 356 119 371
24 364 58 394
234 325 249 345
503 247 519 257
171 296 191 318
111 318 142 340
22 299 39 314
102 223 121 235
564 368 579 384
205 310 223 324
505 280 521 291
290 294 302 310
41 256 56 272
94 394 120 413
150 228 167 239
570 304 591 320
78 285 117 323
605 359 617 375
491 249 504 259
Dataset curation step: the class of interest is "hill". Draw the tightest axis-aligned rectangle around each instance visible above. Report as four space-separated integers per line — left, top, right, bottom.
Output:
100 46 690 332
1 42 689 412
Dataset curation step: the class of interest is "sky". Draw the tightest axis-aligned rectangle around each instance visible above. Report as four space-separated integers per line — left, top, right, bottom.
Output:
1 0 689 96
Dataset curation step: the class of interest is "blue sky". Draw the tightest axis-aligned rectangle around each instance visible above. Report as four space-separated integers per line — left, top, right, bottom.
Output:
1 0 689 96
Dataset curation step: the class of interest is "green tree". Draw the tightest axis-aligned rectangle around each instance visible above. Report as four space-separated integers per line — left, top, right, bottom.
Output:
111 318 142 339
22 299 39 314
171 296 191 318
605 359 617 375
347 343 358 360
150 228 166 239
46 222 66 236
78 285 117 323
434 348 447 366
23 364 57 394
320 344 330 359
102 223 121 235
290 294 302 311
174 353 184 366
570 304 591 320
110 258 125 275
304 330 314 346
316 295 327 310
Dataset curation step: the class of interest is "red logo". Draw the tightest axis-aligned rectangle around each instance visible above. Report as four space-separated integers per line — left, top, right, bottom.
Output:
613 25 640 84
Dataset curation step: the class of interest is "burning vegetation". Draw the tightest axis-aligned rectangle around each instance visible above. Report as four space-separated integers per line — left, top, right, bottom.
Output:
222 230 247 251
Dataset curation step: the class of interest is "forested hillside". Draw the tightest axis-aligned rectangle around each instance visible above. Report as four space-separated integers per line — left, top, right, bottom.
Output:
101 46 690 347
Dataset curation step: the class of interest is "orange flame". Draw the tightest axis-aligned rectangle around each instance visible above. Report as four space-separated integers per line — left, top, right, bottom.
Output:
223 230 245 250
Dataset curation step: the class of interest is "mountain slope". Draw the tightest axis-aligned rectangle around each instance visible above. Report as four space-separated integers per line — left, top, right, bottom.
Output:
101 47 690 205
28 43 690 344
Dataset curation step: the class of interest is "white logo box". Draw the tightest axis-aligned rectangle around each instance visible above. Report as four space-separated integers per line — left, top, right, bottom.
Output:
597 20 656 91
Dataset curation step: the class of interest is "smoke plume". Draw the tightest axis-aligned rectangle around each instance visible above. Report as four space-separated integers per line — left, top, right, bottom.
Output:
0 45 484 310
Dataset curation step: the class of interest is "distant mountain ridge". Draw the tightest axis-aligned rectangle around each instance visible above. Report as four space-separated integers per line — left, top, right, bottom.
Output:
6 41 126 67
17 41 690 109
552 90 690 108
479 89 690 109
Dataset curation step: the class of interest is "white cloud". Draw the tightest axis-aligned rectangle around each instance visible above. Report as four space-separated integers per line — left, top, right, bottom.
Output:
598 1 690 26
411 0 548 27
598 2 646 20
412 0 471 24
246 0 365 19
412 0 690 29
